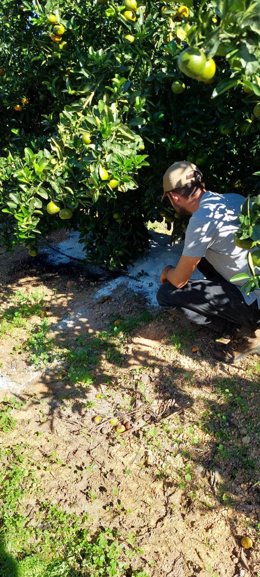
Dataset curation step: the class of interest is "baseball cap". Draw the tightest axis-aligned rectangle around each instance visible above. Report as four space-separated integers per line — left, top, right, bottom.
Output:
162 161 203 198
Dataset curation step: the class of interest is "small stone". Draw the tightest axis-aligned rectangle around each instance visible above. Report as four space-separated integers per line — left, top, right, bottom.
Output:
141 373 151 385
242 435 250 445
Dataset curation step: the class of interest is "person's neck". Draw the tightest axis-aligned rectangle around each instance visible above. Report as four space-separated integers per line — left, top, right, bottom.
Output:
189 187 206 213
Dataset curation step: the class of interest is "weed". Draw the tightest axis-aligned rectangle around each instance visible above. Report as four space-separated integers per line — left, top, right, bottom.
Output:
0 291 45 337
68 365 93 386
169 328 192 352
0 444 149 577
112 310 153 334
170 334 183 352
0 397 23 432
25 320 67 368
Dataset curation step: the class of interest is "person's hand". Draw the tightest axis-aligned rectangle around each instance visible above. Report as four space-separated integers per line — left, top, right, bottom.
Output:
160 265 174 283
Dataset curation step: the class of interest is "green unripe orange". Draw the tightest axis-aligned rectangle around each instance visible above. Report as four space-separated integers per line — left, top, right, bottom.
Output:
59 41 67 50
178 48 207 80
251 249 260 267
234 236 253 249
82 132 92 145
59 208 73 220
113 212 123 223
171 80 185 94
253 103 260 118
199 58 216 82
28 247 38 257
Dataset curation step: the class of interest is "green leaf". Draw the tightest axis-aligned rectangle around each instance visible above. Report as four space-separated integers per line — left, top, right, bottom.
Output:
242 79 260 96
37 188 49 199
252 225 260 241
24 148 35 163
34 198 43 209
211 79 239 98
230 273 251 282
9 193 20 204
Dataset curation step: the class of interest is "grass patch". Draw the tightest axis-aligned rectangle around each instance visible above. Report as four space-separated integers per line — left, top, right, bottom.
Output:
25 320 68 368
0 443 149 577
111 310 154 334
0 291 45 337
0 398 23 432
169 327 194 352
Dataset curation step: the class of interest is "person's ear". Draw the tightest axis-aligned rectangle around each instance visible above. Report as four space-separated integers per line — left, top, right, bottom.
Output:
169 192 180 204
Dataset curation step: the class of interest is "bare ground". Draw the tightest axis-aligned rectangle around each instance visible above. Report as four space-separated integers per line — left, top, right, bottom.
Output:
0 242 259 577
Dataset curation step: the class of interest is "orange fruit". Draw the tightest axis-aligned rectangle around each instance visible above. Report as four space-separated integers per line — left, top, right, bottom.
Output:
54 24 65 36
124 0 137 9
109 417 119 426
234 236 253 249
177 5 190 18
59 41 67 50
28 247 38 257
125 34 135 43
48 14 57 24
116 424 126 433
199 58 216 82
99 166 109 181
82 132 92 145
113 213 122 223
251 248 260 267
178 48 207 80
93 415 102 424
191 346 199 353
253 103 260 118
50 34 62 42
59 208 73 220
14 104 22 111
123 10 136 21
46 201 60 215
171 80 185 94
219 124 232 136
241 536 253 549
109 179 119 189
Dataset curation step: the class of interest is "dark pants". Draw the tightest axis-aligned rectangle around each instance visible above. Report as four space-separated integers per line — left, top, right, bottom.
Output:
156 258 259 331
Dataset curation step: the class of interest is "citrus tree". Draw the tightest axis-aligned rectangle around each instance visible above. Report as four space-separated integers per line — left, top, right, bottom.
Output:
0 0 259 269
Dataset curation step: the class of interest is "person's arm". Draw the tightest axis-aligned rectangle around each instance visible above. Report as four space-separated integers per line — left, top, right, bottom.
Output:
160 255 201 288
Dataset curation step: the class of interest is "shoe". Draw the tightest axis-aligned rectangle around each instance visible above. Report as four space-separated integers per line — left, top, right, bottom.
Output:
213 328 260 364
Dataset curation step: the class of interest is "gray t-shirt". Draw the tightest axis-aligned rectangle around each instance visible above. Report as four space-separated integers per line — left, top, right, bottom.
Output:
182 191 260 309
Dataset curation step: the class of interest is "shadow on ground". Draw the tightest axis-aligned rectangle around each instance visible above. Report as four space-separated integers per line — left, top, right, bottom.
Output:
0 249 260 575
0 538 18 577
